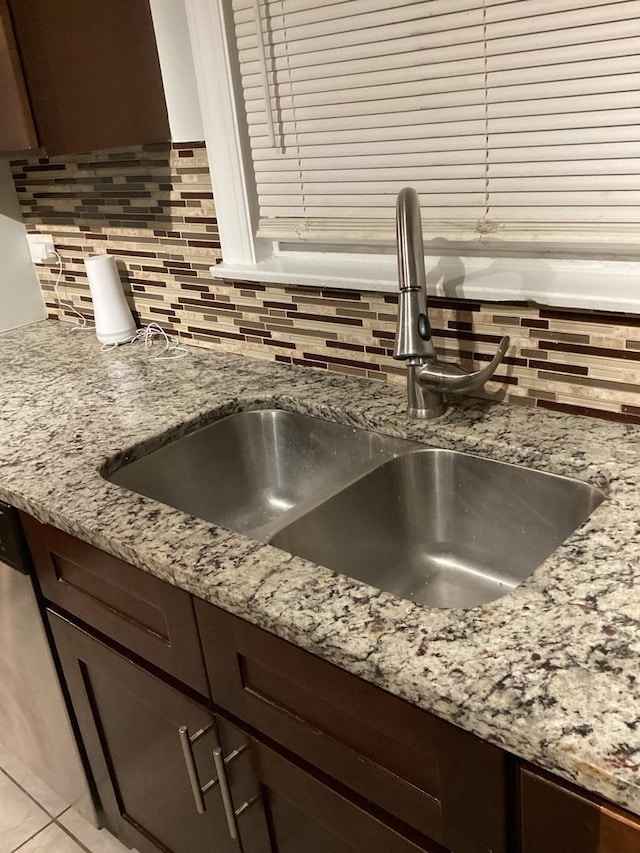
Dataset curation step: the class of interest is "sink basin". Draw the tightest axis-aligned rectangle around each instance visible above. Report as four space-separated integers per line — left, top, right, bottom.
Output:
108 408 605 610
269 449 605 609
107 409 415 538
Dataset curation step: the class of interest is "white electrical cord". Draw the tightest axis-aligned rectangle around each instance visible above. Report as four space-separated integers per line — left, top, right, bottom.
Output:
129 322 189 360
52 250 94 330
100 324 188 360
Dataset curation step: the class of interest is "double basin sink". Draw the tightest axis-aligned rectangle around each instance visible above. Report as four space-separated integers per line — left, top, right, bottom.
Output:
107 409 605 609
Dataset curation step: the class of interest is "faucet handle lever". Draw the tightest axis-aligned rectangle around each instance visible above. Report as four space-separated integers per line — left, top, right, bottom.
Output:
416 336 510 395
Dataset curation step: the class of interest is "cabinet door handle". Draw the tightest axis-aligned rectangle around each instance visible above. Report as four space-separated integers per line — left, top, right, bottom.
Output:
178 725 216 814
213 746 239 841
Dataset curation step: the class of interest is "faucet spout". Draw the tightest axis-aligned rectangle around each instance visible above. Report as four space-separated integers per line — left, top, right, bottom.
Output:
393 187 510 419
393 188 435 362
396 187 426 294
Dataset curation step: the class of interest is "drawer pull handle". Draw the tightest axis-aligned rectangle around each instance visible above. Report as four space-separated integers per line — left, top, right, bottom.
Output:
235 796 259 819
180 724 255 836
213 746 239 840
178 724 216 814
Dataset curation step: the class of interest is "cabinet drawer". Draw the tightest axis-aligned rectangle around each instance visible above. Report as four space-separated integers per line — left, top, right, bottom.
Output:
22 515 208 696
195 599 507 853
519 765 640 853
249 731 447 853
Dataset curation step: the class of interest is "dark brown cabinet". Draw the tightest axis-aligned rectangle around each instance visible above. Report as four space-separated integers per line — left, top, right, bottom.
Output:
195 599 508 853
21 514 209 695
49 611 441 853
0 0 169 155
249 740 446 853
0 0 36 150
519 765 640 853
25 519 503 852
49 612 272 853
22 516 640 853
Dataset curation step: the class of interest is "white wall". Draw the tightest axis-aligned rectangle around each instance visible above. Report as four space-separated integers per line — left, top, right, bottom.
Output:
150 0 205 142
0 159 46 332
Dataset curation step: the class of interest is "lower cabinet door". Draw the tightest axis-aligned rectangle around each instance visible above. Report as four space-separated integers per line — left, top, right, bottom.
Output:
48 611 271 853
49 609 446 853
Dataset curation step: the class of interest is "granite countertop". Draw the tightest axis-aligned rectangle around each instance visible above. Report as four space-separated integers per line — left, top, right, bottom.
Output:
2 321 639 814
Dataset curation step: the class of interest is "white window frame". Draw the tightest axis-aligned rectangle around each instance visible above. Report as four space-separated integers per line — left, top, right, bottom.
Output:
186 0 640 314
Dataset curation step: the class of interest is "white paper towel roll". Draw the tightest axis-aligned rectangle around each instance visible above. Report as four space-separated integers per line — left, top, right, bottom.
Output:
84 254 137 344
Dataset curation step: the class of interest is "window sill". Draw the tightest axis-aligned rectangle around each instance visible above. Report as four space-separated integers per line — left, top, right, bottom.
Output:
208 253 640 314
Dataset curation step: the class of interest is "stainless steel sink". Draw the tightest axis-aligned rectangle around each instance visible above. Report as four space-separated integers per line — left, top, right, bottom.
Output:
269 449 605 609
107 409 605 609
107 409 415 538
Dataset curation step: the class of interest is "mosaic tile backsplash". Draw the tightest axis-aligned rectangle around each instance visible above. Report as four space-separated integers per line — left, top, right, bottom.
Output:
10 143 640 424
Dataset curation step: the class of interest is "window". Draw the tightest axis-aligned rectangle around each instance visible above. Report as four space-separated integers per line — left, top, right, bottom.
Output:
186 0 640 313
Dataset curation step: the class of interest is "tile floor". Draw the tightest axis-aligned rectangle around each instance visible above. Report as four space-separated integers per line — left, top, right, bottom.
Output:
0 748 131 853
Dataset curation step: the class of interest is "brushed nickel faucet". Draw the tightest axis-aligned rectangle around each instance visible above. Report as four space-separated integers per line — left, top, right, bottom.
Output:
394 187 510 418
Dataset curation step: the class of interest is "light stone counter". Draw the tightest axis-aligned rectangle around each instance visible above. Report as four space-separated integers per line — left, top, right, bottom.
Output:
2 321 639 813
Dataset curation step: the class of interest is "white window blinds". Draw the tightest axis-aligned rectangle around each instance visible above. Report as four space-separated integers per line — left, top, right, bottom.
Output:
231 0 640 248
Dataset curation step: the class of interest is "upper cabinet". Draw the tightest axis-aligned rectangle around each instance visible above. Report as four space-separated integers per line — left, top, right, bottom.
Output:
0 0 36 151
0 0 169 156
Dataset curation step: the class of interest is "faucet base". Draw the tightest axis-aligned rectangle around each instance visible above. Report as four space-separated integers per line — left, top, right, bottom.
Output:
406 402 448 419
406 365 448 419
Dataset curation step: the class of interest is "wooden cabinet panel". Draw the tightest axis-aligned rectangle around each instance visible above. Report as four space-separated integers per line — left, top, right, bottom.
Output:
49 609 443 853
195 599 508 853
248 736 449 853
519 765 640 853
22 514 208 695
48 611 272 853
0 0 36 150
599 805 640 852
2 0 169 155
